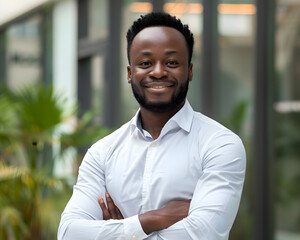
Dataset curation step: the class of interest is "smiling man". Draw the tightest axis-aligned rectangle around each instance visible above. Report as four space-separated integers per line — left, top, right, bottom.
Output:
128 25 192 116
58 12 246 240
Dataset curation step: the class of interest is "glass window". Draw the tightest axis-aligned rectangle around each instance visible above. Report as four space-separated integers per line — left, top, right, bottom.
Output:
88 0 108 40
77 0 108 122
274 0 300 239
218 1 256 239
91 55 105 124
218 1 255 120
6 14 42 89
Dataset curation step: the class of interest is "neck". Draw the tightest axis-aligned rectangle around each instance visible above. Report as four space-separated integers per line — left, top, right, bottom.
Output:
139 101 185 140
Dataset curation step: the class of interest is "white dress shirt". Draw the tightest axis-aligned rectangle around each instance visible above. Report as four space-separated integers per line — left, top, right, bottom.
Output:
58 100 246 240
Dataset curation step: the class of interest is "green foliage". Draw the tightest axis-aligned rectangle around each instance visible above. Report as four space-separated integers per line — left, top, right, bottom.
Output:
0 162 68 240
60 109 112 154
0 95 20 154
273 112 300 231
1 85 69 149
220 100 248 136
0 84 112 240
12 85 64 132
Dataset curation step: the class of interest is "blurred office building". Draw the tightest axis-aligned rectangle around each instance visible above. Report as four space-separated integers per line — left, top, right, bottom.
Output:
0 0 299 240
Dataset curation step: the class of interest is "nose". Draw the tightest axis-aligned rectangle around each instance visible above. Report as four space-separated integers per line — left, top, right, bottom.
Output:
149 62 167 79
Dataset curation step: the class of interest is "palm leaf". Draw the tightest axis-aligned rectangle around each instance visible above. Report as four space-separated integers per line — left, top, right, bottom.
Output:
0 162 28 181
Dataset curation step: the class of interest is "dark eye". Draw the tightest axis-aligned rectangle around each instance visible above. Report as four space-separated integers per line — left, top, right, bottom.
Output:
139 61 151 68
167 60 179 67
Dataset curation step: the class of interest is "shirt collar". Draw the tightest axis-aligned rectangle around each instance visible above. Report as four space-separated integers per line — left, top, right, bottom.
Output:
129 100 194 135
168 100 194 133
130 109 142 135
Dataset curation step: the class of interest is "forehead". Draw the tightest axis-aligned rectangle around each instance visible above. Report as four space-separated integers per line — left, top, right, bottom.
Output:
130 26 188 55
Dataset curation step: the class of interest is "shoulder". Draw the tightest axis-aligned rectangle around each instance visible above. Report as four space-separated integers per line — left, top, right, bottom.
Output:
87 120 132 163
192 112 246 167
192 111 241 142
192 112 227 133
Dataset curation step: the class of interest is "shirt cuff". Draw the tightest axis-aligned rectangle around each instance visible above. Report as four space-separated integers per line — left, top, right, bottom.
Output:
124 215 148 240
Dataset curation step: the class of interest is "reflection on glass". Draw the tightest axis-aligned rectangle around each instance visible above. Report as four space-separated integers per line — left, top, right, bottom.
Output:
6 14 42 89
218 1 255 240
130 2 152 12
274 0 300 239
91 55 105 124
164 2 203 15
88 0 108 40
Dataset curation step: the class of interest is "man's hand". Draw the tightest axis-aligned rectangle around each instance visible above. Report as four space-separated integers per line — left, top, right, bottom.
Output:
98 193 190 235
139 199 191 235
98 192 124 220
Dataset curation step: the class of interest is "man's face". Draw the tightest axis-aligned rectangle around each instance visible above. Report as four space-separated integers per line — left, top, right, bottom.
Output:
127 26 193 113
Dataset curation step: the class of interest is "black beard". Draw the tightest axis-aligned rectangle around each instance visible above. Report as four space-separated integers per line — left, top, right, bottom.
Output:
131 79 189 113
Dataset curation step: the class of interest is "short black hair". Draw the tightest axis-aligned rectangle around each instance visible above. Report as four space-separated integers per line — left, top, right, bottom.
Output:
126 12 194 64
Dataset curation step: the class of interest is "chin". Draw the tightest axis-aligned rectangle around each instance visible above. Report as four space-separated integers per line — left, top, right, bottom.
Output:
141 100 183 113
132 81 189 113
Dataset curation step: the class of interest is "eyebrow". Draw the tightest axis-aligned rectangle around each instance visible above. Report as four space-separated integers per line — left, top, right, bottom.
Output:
140 51 151 56
165 50 177 55
139 50 178 56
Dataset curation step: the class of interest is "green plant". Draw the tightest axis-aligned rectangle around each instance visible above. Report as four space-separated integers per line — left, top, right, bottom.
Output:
0 84 112 240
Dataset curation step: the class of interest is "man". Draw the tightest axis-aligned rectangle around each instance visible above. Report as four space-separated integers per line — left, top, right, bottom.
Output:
58 12 246 240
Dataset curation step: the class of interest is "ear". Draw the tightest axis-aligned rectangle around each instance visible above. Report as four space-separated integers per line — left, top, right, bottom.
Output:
188 63 193 82
127 66 132 83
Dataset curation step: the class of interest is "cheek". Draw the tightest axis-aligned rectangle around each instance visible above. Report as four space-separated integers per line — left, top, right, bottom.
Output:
171 68 189 80
132 67 149 77
132 70 148 82
131 69 142 80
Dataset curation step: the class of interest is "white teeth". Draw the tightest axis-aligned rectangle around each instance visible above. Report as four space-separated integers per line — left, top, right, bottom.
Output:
151 86 165 89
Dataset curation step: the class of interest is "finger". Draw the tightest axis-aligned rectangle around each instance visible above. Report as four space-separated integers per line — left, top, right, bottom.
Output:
116 206 124 219
105 192 118 219
105 192 123 219
98 198 111 220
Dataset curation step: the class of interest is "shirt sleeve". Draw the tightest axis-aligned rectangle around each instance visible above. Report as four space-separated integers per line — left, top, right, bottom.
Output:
57 148 148 240
157 130 246 240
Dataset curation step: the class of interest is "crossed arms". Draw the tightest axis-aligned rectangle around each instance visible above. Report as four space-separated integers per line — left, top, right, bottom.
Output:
58 132 246 240
99 192 191 235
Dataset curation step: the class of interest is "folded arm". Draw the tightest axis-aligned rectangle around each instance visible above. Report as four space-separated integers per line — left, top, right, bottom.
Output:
57 150 148 240
100 192 191 235
58 131 246 240
97 132 246 240
156 132 246 240
58 148 191 240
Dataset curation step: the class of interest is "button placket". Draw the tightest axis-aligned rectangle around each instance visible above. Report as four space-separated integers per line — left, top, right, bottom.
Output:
141 141 158 213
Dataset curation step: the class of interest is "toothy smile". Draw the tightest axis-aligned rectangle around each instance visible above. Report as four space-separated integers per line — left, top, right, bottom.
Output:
145 82 174 88
150 86 166 89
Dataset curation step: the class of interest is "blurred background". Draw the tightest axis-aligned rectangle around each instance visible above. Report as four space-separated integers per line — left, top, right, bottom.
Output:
0 0 299 239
